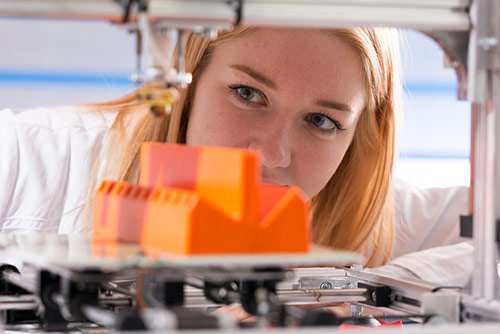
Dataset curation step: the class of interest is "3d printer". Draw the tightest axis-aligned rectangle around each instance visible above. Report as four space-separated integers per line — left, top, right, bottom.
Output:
1 0 500 332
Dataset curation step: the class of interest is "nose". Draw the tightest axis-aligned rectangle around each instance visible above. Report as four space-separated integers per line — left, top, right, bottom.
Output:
248 125 292 169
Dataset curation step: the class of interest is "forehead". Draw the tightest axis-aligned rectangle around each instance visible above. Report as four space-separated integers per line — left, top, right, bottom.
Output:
211 28 367 113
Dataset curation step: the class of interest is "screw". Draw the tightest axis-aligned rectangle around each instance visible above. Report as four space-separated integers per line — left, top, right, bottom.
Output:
371 291 377 303
218 287 227 298
319 281 333 289
479 37 497 50
350 304 363 317
342 282 353 289
204 28 219 40
255 287 270 315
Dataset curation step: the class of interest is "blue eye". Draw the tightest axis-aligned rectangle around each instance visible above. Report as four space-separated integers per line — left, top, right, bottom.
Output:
310 114 332 129
237 87 255 101
228 84 266 106
310 113 336 130
306 113 344 135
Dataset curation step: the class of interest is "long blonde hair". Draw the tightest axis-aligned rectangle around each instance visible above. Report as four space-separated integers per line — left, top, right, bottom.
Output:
88 26 401 267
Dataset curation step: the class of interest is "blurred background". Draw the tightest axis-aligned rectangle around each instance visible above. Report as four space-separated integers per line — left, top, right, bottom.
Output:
0 17 471 188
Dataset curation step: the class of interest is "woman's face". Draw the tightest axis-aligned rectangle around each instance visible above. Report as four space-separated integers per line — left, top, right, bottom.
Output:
186 28 366 199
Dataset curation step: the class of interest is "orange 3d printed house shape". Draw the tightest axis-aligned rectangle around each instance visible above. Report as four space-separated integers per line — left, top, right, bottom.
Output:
93 143 310 254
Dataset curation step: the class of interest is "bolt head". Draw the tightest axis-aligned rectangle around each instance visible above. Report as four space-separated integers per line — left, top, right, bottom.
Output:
371 291 377 302
349 303 363 315
320 281 333 289
219 287 227 298
479 37 498 50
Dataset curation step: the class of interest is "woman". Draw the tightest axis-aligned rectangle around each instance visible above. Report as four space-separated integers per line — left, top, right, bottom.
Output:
91 26 399 267
0 26 469 279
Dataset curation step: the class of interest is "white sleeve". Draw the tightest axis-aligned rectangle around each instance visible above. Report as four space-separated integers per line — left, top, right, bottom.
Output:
381 179 473 286
387 242 473 286
0 110 23 229
392 178 470 259
0 107 113 235
0 108 63 234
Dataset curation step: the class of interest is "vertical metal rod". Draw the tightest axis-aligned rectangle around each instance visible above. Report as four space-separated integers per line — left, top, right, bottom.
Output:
177 29 185 76
487 69 500 299
472 71 499 300
470 103 476 216
469 0 500 301
134 28 143 83
471 100 485 298
137 8 151 76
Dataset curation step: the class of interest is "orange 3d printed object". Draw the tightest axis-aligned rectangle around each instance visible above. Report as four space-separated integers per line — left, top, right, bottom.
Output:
93 143 310 254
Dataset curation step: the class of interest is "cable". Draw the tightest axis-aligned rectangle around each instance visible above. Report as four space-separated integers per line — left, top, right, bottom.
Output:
227 0 243 26
82 305 117 327
121 0 148 23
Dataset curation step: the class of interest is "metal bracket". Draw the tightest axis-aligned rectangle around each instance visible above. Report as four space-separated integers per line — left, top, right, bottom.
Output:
422 289 461 323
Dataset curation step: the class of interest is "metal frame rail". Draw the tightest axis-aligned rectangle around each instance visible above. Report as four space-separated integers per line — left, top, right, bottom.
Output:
2 0 500 323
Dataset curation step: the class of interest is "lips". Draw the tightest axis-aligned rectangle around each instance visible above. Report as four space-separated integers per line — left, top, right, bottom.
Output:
261 168 291 186
262 181 288 187
261 177 288 187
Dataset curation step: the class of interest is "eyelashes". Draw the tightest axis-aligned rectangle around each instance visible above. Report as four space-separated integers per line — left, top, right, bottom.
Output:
305 113 345 134
228 84 267 107
227 83 345 135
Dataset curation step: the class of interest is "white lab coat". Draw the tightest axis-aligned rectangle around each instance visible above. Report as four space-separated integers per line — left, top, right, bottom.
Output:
0 106 472 285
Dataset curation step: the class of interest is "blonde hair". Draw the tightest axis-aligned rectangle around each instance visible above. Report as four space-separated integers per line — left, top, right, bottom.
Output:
87 27 401 267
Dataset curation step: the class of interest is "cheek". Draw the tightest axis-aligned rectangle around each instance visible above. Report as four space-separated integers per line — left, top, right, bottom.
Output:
186 85 249 147
294 135 353 198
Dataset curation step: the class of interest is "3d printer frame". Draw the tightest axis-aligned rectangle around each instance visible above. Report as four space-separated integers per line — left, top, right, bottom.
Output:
2 0 500 330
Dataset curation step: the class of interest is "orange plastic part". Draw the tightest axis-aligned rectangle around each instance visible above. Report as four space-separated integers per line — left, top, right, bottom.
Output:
254 184 310 253
93 143 310 255
142 188 255 254
139 143 258 224
92 180 152 243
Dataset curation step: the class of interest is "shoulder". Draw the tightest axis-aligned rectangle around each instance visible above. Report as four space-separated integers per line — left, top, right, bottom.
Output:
392 178 469 258
0 105 118 235
0 105 118 171
394 178 468 208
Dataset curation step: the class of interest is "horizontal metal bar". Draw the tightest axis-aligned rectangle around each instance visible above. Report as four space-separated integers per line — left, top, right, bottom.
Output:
278 294 366 305
0 0 470 31
345 268 437 302
98 293 133 307
2 270 36 293
0 295 37 311
0 0 122 19
242 0 470 31
278 288 368 304
462 295 500 322
184 286 367 307
0 292 130 311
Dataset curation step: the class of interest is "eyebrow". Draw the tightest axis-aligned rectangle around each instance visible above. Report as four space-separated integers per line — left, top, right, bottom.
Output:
230 64 353 113
315 99 353 113
230 64 278 90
